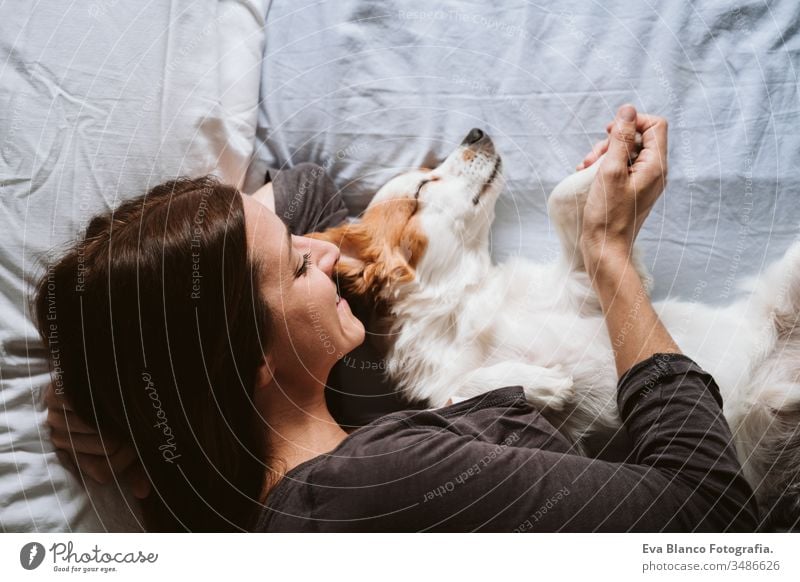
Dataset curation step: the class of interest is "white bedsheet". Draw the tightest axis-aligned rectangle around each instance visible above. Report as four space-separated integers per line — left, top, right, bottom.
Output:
247 0 800 305
0 0 267 532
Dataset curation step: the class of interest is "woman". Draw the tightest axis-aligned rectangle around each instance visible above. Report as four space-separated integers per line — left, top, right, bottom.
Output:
38 106 759 532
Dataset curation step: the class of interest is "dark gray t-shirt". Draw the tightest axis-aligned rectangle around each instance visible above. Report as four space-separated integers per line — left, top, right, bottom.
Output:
255 353 759 532
268 162 348 235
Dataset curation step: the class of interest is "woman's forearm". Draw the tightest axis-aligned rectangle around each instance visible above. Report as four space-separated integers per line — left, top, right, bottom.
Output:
590 251 681 377
576 105 675 377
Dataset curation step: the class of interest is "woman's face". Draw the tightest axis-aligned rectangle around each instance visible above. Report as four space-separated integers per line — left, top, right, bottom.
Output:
241 194 365 384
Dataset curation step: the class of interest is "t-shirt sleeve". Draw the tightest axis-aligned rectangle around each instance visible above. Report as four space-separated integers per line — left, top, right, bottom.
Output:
270 162 348 234
309 354 759 532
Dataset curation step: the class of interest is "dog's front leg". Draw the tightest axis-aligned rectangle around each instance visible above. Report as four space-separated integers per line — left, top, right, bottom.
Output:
547 156 604 272
456 362 574 411
547 156 652 290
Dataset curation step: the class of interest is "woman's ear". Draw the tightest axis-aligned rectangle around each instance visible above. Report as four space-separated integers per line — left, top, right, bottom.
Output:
255 354 275 391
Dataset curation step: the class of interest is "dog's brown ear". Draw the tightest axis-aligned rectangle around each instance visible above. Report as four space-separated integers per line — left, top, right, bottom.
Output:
308 223 369 296
362 252 413 297
309 222 365 258
378 223 426 288
310 209 425 301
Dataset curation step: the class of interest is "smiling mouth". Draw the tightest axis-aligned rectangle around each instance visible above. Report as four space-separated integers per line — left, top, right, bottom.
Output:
472 158 502 205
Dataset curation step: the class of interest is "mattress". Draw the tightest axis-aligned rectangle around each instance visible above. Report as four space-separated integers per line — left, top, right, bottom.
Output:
0 0 268 532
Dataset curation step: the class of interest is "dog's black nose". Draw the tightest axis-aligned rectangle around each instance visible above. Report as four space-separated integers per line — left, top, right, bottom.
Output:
462 128 485 145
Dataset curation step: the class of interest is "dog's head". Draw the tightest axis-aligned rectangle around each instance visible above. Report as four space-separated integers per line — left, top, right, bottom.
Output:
311 128 503 305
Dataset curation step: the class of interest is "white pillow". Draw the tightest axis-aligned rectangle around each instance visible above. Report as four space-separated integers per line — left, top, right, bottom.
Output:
0 0 268 532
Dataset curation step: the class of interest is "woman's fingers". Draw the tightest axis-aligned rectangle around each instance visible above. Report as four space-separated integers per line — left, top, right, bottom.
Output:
604 104 639 170
630 149 668 197
65 442 150 498
576 138 610 170
606 111 665 153
633 113 668 133
47 406 97 434
73 444 138 485
45 383 123 458
74 453 113 484
630 145 665 170
608 112 664 135
636 115 669 165
578 105 639 172
44 383 73 412
125 463 152 499
630 118 668 187
44 382 150 497
584 106 662 171
50 429 121 457
108 444 138 474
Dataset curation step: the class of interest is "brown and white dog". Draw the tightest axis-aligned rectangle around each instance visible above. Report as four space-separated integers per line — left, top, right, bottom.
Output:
313 129 800 521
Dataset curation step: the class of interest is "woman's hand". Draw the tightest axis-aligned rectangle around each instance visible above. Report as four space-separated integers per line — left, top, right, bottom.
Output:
576 105 679 375
44 384 151 499
580 104 668 274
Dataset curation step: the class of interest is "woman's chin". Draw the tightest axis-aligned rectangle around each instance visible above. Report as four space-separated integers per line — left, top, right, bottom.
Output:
337 297 366 346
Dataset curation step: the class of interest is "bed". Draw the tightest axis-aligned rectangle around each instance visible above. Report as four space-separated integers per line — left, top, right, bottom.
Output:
0 0 268 531
2 0 799 531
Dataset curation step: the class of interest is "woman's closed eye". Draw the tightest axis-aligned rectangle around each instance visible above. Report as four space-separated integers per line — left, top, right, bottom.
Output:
295 251 312 278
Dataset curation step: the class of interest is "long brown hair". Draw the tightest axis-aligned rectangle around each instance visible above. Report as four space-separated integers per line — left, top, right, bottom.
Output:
33 176 274 531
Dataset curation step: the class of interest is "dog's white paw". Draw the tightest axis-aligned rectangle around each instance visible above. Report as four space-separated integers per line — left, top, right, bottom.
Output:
521 367 575 412
548 154 604 208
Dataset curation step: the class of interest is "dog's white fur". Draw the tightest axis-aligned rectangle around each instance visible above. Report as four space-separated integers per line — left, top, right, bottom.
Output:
328 131 800 521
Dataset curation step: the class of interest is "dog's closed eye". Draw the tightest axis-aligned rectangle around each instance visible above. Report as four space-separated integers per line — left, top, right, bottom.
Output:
414 176 440 199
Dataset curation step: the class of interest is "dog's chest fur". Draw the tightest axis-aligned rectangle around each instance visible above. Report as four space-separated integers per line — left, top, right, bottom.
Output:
385 256 617 408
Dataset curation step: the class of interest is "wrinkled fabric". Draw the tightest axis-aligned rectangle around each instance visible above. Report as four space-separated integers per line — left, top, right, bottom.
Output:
0 0 268 532
247 0 800 304
270 162 349 233
257 354 759 532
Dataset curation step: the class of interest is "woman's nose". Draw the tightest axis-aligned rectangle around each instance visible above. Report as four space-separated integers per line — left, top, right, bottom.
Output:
314 240 340 278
